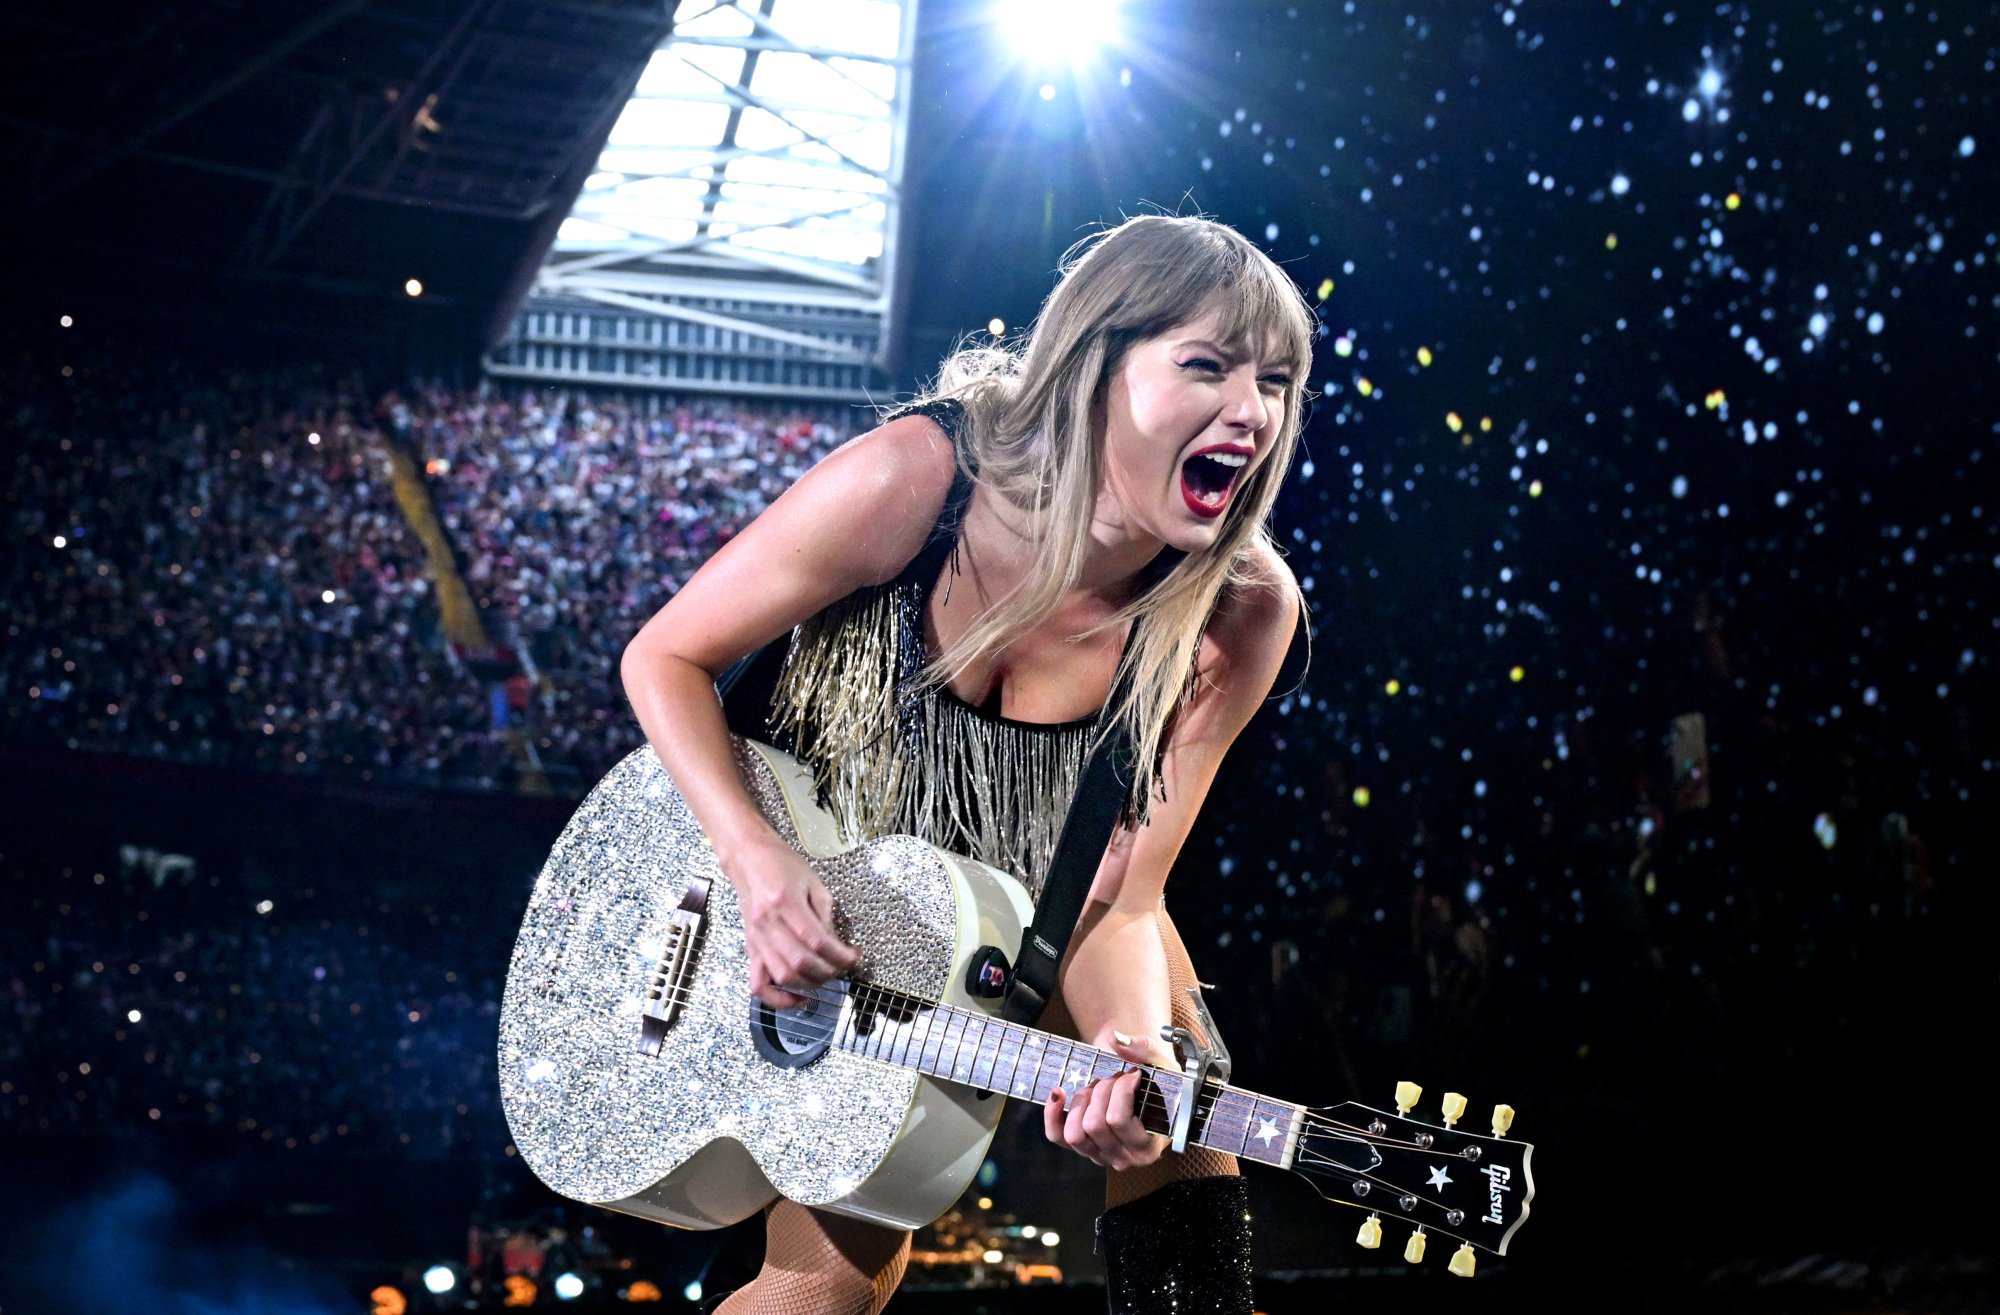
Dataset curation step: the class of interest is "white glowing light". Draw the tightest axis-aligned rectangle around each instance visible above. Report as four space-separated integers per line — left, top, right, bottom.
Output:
404 278 424 297
1958 135 1975 158
320 590 336 604
423 1265 457 1294
255 899 274 915
1038 83 1056 100
987 317 1005 335
1002 0 1117 61
684 1281 704 1302
1042 1230 1061 1245
1867 311 1884 334
1698 68 1723 98
128 1009 142 1023
983 1250 1004 1264
553 1272 585 1300
59 314 73 328
1809 312 1828 338
1610 173 1630 195
1682 99 1700 123
53 535 67 549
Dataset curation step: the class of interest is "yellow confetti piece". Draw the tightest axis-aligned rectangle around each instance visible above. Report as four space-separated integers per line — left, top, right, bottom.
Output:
1385 679 1401 696
1417 346 1433 367
1480 416 1493 432
1509 665 1525 683
1317 277 1335 301
1705 389 1727 410
1353 786 1372 808
1357 377 1374 397
1605 233 1618 250
1726 192 1741 210
1528 479 1544 497
1462 433 1475 446
1445 411 1463 432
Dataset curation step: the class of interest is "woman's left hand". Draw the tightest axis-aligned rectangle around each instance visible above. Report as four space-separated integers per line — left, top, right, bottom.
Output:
1044 1028 1174 1171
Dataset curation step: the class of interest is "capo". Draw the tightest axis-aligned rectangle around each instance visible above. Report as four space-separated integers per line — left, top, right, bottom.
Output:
1160 984 1231 1154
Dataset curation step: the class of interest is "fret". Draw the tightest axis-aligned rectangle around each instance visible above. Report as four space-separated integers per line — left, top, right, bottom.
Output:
1017 1032 1048 1100
936 1011 968 1082
969 1016 1004 1089
950 1011 983 1084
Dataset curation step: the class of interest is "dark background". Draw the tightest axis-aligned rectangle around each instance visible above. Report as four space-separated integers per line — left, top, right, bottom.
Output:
4 0 1996 1311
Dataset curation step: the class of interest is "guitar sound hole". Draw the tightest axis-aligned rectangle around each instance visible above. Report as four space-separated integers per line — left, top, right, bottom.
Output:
750 983 846 1070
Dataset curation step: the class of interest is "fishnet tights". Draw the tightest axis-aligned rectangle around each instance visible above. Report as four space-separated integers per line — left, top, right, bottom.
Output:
714 1199 912 1315
714 906 1233 1313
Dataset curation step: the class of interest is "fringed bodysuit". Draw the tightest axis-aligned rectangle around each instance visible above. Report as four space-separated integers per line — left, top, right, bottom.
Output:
760 400 1172 900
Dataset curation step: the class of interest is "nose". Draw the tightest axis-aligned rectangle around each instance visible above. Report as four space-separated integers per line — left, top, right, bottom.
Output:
1224 369 1270 431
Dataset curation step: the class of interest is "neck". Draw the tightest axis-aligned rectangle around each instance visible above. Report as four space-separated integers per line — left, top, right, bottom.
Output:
829 982 1302 1169
961 484 1168 607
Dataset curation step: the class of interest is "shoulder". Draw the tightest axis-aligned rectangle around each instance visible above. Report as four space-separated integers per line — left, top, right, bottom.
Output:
1200 538 1303 686
808 410 961 585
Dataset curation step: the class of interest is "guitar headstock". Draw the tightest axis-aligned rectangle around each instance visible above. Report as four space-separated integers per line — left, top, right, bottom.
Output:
1291 1083 1534 1275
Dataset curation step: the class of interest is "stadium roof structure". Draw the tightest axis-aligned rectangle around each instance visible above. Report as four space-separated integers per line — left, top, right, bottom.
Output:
483 0 920 402
2 0 675 357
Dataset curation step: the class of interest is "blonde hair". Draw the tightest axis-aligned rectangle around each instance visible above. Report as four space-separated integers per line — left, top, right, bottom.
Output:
907 214 1315 818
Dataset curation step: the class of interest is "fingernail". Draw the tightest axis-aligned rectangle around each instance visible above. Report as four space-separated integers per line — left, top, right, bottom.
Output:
1113 1030 1134 1046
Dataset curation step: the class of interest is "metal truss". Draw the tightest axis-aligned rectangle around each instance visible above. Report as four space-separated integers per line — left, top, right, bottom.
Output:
490 0 919 399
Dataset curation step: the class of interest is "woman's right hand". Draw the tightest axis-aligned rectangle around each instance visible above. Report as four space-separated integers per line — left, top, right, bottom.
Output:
723 833 862 1009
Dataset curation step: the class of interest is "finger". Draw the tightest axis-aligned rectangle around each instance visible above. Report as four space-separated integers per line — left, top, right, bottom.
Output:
1044 1088 1066 1144
781 911 857 977
1069 1081 1110 1164
1109 1071 1156 1150
749 956 801 1009
804 885 863 966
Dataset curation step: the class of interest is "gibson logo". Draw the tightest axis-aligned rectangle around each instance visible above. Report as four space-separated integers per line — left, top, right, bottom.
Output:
1480 1163 1512 1224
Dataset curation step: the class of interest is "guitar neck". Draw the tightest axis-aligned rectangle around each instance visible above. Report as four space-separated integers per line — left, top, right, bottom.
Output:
832 981 1304 1169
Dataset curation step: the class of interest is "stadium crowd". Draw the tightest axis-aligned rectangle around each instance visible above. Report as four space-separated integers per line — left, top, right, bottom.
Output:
2 357 851 792
390 385 851 784
3 356 501 785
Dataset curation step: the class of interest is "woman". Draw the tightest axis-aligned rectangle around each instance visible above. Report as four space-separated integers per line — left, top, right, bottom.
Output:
619 214 1314 1314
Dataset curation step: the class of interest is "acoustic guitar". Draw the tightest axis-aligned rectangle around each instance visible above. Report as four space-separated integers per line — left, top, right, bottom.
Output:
499 739 1534 1273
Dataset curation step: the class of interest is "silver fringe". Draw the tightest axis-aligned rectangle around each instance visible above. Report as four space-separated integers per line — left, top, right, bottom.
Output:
767 580 1094 902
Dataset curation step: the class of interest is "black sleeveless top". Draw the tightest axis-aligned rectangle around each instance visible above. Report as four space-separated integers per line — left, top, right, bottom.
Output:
723 399 1180 895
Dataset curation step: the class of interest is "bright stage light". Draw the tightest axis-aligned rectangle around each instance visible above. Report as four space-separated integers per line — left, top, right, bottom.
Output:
554 1271 585 1300
422 1265 457 1294
1000 0 1117 63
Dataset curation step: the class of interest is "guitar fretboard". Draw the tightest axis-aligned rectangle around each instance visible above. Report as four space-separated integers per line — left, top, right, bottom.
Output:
831 981 1302 1169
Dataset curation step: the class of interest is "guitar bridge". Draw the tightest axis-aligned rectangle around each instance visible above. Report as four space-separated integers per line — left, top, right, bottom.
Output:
638 877 711 1056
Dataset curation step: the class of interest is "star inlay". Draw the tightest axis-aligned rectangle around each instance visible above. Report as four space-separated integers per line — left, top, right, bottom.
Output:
1428 1165 1453 1192
1255 1117 1280 1147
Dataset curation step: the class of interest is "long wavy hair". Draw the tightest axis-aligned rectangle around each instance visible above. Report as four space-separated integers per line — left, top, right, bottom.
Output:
906 214 1316 819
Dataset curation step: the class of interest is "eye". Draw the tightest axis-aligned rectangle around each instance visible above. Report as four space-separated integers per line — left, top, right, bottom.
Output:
1258 374 1293 391
1179 357 1224 374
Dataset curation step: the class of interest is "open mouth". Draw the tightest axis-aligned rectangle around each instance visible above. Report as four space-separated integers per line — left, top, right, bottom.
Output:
1180 451 1248 518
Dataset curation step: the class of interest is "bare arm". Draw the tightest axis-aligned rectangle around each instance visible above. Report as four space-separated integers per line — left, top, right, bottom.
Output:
1045 543 1302 1169
619 415 959 1006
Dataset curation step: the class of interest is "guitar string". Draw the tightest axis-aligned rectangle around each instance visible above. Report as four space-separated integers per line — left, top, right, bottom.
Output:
599 932 1490 1170
627 957 1356 1161
612 937 1260 1143
614 932 1412 1159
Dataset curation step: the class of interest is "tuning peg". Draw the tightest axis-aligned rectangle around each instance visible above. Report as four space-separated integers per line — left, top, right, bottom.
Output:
1355 1213 1382 1249
1403 1227 1427 1264
1440 1091 1467 1128
1448 1243 1477 1277
1491 1103 1515 1138
1395 1080 1422 1116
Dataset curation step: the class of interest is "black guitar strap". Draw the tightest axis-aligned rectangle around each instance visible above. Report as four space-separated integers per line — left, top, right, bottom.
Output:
999 640 1138 1026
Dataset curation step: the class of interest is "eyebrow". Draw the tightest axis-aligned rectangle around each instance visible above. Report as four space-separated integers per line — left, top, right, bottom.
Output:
1173 338 1296 374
